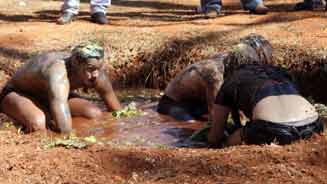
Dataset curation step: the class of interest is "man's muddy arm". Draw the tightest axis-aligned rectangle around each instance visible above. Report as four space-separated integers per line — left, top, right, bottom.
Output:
48 65 72 133
95 70 121 111
206 79 223 122
208 104 230 146
206 89 215 122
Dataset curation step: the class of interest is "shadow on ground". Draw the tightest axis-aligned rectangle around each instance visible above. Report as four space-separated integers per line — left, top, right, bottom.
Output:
1 0 326 25
0 47 31 60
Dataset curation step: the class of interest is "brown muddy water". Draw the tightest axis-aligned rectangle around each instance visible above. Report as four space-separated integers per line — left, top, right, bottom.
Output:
72 89 207 148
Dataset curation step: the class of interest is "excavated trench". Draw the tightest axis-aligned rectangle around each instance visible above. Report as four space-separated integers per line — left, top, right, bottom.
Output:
72 45 327 148
112 44 327 102
0 44 327 184
0 43 326 149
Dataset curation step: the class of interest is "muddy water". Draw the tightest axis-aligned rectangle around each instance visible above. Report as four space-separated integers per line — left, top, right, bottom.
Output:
72 89 207 148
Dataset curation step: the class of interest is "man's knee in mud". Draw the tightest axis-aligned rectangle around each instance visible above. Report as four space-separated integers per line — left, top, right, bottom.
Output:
24 112 46 132
81 106 103 119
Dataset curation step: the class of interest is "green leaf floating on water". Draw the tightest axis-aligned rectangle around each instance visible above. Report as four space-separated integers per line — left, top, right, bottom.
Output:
84 136 97 143
189 125 211 142
112 102 142 118
189 115 234 143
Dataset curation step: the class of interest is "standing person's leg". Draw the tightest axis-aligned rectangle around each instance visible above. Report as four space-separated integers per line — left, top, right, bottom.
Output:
0 92 46 133
62 0 80 15
198 0 222 18
57 0 80 24
240 0 269 14
90 0 111 24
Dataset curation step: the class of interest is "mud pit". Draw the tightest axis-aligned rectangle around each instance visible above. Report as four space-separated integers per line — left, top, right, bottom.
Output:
73 89 205 148
1 0 327 183
0 89 326 184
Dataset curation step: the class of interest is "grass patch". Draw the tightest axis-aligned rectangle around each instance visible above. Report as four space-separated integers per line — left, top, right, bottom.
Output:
1 121 14 129
41 134 97 149
112 102 143 118
314 103 327 118
189 125 210 142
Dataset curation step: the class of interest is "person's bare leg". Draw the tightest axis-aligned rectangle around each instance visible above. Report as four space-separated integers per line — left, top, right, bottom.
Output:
68 97 102 119
0 92 46 133
226 129 242 146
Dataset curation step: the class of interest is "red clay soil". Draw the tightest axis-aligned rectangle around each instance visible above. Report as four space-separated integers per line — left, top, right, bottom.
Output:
0 0 327 183
0 130 326 184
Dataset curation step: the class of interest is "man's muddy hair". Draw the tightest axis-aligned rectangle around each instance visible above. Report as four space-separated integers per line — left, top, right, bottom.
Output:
71 42 104 67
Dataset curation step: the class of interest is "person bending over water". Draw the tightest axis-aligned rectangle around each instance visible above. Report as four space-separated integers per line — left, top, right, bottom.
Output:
0 43 121 133
208 64 324 147
157 33 273 122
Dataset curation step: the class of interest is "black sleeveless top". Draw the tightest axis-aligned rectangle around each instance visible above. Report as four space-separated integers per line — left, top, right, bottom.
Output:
215 64 299 118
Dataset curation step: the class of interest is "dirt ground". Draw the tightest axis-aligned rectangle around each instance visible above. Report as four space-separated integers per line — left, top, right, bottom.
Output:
0 0 327 183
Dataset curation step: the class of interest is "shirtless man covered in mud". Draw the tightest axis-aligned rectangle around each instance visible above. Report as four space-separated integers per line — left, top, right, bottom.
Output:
0 43 121 133
157 33 273 122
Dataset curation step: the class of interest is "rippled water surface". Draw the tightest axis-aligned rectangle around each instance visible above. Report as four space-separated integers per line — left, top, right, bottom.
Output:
72 88 207 148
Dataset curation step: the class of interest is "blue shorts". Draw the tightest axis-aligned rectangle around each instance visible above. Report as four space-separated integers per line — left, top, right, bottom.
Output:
157 95 208 120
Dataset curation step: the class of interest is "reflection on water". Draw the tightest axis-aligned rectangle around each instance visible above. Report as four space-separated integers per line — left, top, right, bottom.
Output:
72 88 208 148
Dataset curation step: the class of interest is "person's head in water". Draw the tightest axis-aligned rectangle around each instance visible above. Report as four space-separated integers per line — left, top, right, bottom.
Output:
224 33 273 76
70 42 105 87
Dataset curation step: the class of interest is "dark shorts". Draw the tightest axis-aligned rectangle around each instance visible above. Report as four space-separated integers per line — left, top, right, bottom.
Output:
0 85 16 112
0 85 48 112
0 84 79 113
157 95 208 120
241 118 324 145
0 85 84 131
0 85 14 103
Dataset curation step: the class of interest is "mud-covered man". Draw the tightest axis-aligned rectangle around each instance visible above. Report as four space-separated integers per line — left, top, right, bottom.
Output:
157 34 273 122
0 43 121 133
